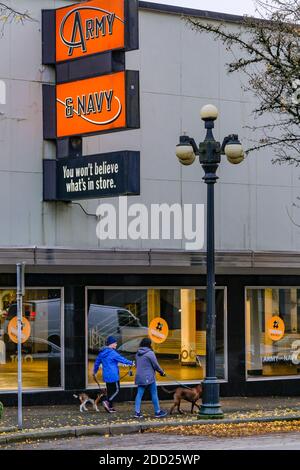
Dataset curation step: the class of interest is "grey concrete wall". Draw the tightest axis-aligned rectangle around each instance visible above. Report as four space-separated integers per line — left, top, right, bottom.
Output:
0 0 298 252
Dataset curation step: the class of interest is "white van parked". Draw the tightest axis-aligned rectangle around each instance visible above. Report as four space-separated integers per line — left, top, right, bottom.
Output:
88 304 148 355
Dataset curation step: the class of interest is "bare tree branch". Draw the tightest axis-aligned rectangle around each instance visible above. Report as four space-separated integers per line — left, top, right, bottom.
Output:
185 0 300 165
286 205 300 228
0 3 35 34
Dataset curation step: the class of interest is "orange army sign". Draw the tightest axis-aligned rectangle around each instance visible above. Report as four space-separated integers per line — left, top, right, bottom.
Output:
42 0 139 65
56 72 126 138
149 317 169 344
56 0 125 62
8 316 31 344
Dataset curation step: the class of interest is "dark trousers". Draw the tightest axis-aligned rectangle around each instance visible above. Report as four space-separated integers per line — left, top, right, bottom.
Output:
105 381 120 408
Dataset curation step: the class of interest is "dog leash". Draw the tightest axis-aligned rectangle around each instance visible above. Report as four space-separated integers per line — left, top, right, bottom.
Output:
120 366 134 380
93 374 102 390
163 374 198 391
117 353 201 390
93 366 133 386
162 355 203 391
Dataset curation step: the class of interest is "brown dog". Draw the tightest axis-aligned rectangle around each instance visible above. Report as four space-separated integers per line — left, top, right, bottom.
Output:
73 388 107 412
168 384 202 415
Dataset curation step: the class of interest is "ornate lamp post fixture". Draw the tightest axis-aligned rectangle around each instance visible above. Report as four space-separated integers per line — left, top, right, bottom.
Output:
176 104 244 418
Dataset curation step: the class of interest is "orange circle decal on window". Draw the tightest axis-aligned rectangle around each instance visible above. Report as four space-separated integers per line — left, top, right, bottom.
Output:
267 316 285 342
148 317 169 344
8 316 31 344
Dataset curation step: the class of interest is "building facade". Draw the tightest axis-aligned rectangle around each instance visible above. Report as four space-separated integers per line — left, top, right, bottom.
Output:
0 0 300 404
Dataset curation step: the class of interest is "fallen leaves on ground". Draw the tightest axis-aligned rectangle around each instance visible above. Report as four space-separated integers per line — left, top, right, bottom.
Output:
228 408 300 420
146 420 300 438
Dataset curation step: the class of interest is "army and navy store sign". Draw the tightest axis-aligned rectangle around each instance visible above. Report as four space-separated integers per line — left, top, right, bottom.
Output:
42 0 138 63
43 70 139 138
42 0 140 201
42 0 139 138
43 151 140 201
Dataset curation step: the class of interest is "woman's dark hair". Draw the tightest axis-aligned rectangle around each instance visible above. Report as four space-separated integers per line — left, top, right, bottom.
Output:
140 337 152 348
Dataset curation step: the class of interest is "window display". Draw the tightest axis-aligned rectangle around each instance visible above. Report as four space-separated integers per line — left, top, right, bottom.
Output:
246 288 300 378
87 287 226 385
0 289 62 390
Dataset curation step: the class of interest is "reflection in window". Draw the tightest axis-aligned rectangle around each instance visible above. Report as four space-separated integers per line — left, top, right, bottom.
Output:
0 289 62 390
246 288 300 378
87 288 226 385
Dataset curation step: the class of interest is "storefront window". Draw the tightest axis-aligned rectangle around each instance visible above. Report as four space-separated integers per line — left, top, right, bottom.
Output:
0 289 62 390
87 288 226 385
246 288 300 378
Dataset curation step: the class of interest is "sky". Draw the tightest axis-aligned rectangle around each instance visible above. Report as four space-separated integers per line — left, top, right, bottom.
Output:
144 0 257 17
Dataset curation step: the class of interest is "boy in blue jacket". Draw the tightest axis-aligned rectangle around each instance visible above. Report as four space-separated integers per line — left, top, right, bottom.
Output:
93 335 133 413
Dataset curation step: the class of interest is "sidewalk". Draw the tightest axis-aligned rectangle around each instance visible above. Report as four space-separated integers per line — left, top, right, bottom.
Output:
1 396 300 444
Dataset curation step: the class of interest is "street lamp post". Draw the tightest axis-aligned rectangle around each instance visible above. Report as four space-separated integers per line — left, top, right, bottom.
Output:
176 104 244 419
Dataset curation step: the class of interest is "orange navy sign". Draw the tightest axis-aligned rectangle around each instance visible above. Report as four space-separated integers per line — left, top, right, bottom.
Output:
43 70 140 139
57 72 126 137
42 0 138 64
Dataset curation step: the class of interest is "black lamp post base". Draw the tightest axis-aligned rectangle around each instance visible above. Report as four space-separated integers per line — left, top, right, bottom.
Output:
198 405 224 420
198 379 224 419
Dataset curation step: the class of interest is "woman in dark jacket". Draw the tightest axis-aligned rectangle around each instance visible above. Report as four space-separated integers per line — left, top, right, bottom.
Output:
134 337 167 418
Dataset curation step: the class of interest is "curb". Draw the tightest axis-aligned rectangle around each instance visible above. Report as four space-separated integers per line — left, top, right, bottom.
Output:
141 414 300 428
1 414 300 445
0 427 17 434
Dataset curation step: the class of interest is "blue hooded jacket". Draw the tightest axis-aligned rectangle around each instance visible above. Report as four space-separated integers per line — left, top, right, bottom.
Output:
93 347 133 383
